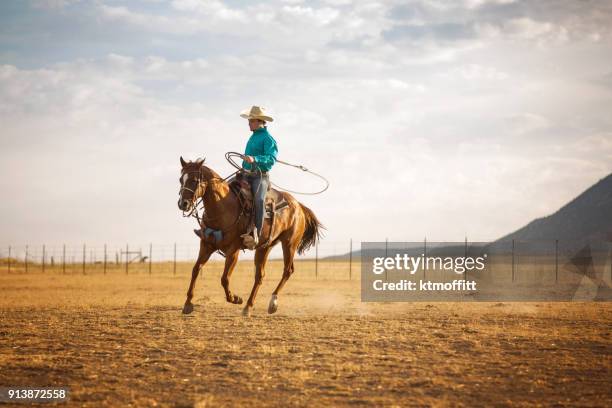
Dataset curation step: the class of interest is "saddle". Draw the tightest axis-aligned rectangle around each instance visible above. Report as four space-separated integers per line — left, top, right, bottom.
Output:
229 172 289 249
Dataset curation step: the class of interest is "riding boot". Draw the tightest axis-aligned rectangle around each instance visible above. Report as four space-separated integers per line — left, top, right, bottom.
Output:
240 227 258 250
193 228 203 238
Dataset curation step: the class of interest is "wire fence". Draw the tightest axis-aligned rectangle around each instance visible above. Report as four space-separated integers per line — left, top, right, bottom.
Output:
0 240 357 280
0 239 610 283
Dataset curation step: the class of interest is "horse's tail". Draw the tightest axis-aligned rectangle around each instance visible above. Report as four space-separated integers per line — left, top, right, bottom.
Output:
297 203 324 255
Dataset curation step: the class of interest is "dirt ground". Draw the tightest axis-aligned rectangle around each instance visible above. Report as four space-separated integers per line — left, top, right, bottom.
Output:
0 261 611 407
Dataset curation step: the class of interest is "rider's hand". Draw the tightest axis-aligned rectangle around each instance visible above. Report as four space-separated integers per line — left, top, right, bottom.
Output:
245 155 255 164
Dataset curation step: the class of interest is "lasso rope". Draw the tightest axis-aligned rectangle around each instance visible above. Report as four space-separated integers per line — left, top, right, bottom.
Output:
224 152 329 195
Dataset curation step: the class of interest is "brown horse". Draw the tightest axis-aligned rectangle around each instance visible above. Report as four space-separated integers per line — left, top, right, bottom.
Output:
177 157 323 316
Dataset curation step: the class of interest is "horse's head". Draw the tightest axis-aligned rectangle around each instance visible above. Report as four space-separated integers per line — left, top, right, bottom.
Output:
177 156 208 212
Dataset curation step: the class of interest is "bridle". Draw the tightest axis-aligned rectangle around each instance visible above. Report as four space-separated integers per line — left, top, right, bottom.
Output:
179 167 207 221
178 165 247 234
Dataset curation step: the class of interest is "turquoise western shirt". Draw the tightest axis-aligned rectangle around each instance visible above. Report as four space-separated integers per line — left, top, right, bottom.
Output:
242 126 278 172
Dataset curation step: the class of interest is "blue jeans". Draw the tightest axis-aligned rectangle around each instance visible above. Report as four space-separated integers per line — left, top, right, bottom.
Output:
246 173 270 234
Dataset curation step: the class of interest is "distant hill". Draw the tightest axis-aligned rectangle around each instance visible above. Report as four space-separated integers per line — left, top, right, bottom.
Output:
325 173 612 260
496 173 612 243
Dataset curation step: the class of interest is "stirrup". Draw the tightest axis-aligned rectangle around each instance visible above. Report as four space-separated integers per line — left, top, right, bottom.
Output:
252 227 259 246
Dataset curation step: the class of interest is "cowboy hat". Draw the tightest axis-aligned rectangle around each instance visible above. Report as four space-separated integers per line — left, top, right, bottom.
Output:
240 106 274 122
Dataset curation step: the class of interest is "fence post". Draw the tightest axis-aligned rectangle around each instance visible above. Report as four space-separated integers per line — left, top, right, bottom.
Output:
104 244 107 275
555 239 558 283
385 238 388 281
8 246 11 273
125 244 129 275
82 244 86 275
173 243 177 276
316 242 319 279
42 245 46 273
149 243 152 275
25 245 28 274
349 238 352 280
62 244 66 275
464 236 468 281
511 239 515 282
423 237 427 280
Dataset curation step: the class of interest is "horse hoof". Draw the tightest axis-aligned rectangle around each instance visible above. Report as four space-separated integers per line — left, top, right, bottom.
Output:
242 306 251 317
182 303 194 314
233 295 243 305
268 295 278 314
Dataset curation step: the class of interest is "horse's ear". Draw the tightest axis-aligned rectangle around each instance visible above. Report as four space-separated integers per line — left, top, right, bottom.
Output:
180 156 187 167
196 157 205 165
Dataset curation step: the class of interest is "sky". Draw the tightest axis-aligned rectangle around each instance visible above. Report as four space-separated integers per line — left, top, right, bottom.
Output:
1 0 611 255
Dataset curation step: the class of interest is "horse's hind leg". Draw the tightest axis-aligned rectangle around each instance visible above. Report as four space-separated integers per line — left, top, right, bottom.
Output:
221 250 243 305
268 238 299 314
242 245 273 316
182 242 214 314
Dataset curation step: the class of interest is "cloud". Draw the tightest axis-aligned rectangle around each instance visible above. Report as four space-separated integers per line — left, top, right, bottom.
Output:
99 2 341 35
99 5 208 35
505 112 551 135
170 0 247 21
383 22 477 43
437 63 508 81
279 5 340 25
1 0 612 246
31 0 80 9
464 0 518 9
504 17 555 38
387 0 612 46
475 17 571 45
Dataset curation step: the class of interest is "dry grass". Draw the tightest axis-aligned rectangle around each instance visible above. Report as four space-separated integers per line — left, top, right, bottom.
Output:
0 262 610 407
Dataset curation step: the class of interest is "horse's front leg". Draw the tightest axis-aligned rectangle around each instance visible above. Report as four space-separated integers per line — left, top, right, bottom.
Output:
221 250 243 304
182 242 215 314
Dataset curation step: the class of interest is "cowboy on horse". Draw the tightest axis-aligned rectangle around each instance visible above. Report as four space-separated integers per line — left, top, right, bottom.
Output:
178 105 323 315
195 105 277 247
